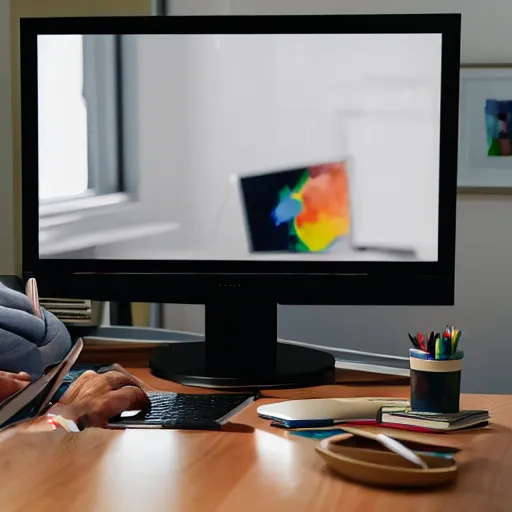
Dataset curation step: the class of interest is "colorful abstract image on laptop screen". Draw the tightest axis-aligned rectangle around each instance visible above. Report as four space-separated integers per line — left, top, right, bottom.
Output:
240 162 350 253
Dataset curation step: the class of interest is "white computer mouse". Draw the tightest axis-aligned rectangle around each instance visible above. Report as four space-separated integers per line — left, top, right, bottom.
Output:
257 397 408 422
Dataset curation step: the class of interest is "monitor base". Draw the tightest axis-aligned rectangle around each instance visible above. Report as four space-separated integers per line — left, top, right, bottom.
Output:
149 342 335 390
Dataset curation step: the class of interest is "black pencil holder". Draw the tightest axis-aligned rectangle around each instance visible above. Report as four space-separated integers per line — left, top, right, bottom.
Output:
410 356 463 413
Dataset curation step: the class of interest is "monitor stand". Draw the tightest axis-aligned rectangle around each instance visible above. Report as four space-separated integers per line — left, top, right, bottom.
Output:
149 294 336 390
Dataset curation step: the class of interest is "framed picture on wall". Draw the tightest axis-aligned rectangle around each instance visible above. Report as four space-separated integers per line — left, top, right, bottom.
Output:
458 66 512 193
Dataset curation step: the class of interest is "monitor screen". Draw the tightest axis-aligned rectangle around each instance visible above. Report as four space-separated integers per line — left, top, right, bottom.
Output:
37 32 442 263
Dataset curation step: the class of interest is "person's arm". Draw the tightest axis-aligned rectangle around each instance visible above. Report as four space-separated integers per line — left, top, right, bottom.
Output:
1 405 81 435
0 410 75 445
0 367 151 439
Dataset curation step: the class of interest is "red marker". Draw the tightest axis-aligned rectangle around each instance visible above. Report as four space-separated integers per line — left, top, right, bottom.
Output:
417 332 425 351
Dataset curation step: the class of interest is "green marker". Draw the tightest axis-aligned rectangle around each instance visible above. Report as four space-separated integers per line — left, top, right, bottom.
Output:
435 336 442 359
452 331 462 353
442 334 452 359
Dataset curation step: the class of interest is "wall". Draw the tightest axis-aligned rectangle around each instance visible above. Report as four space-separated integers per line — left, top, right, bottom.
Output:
171 0 512 64
163 0 512 394
227 0 512 65
0 0 14 274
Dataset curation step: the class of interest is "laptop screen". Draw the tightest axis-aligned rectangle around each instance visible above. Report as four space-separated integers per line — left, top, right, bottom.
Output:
240 161 350 253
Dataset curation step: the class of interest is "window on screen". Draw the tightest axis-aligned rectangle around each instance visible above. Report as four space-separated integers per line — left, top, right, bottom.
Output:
38 34 127 202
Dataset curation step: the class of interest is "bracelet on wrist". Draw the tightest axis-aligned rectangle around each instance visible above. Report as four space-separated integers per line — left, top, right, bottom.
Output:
45 413 80 433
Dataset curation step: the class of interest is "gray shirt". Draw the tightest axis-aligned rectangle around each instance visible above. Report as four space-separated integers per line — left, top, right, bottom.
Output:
0 282 71 377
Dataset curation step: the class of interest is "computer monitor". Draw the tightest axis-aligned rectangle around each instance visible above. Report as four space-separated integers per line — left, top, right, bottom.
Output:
20 14 460 388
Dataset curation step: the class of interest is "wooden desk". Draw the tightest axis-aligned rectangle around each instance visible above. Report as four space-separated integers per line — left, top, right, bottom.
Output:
0 368 510 512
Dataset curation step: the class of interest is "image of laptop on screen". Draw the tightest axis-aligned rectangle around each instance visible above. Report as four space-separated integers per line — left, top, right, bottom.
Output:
239 160 353 256
239 158 417 260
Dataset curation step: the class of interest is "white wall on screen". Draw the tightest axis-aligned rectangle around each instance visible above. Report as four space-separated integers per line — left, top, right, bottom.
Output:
96 32 441 260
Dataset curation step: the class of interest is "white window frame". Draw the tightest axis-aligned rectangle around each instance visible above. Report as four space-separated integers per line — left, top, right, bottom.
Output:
39 35 143 256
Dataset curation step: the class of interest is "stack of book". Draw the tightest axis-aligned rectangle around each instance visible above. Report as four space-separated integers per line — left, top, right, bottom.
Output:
40 298 93 325
258 398 490 433
378 408 490 432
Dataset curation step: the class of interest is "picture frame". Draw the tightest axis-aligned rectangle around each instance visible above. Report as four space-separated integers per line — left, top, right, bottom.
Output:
458 66 512 194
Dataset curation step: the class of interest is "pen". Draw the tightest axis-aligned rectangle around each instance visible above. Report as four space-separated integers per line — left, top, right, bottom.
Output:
451 328 457 353
409 326 463 360
410 348 432 360
427 331 435 356
440 333 450 359
417 332 424 351
435 336 441 359
408 333 420 350
453 330 462 353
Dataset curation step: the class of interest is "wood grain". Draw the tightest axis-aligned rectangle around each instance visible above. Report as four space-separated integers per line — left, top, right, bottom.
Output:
77 343 159 367
78 342 411 385
1 368 511 512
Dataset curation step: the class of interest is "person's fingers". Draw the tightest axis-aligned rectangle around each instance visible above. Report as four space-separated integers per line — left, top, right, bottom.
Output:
59 369 148 412
78 370 99 381
103 371 144 391
58 370 99 404
0 376 30 402
0 371 31 382
5 379 29 393
106 364 155 392
55 368 152 429
113 385 151 414
86 386 151 427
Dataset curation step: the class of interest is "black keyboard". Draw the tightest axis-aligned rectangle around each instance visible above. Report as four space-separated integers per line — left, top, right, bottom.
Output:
111 391 258 430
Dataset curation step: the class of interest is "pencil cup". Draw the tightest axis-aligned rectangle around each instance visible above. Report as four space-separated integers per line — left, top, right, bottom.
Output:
410 356 463 414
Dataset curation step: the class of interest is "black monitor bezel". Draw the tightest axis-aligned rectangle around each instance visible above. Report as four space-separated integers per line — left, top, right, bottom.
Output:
20 14 460 299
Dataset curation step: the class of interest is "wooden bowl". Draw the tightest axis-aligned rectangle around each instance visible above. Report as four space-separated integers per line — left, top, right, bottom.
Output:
315 434 458 488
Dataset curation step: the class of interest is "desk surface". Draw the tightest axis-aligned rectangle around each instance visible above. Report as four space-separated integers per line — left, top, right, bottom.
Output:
0 368 511 512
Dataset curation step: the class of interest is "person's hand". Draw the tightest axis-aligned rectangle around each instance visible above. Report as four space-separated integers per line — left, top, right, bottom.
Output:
50 369 151 428
104 364 155 393
0 371 31 402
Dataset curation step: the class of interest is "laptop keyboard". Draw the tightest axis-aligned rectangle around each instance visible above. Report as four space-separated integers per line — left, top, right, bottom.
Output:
58 366 258 430
115 391 257 429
